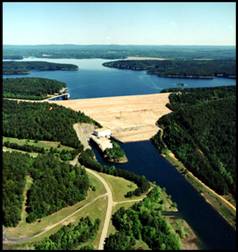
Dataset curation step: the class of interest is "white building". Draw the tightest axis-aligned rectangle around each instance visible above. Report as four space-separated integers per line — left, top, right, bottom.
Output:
93 128 112 138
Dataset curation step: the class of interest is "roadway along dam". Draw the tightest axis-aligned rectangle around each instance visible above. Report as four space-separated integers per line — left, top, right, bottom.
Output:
49 93 172 143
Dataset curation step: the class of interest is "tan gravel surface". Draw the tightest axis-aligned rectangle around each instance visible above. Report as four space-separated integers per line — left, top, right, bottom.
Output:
51 93 172 143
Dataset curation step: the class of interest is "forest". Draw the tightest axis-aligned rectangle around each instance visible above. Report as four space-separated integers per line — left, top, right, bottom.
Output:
103 59 236 79
3 61 78 74
26 153 89 222
78 149 150 197
152 86 236 196
3 77 66 100
3 151 90 226
3 44 235 60
104 186 181 250
34 217 100 250
3 100 100 149
3 152 33 227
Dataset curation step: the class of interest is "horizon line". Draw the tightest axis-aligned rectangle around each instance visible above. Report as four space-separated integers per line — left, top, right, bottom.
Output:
3 43 236 47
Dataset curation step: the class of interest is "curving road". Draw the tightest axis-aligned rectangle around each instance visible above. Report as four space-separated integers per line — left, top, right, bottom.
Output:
85 168 113 250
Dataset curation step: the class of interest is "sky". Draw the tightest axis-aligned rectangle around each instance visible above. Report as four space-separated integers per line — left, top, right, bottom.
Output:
3 2 236 46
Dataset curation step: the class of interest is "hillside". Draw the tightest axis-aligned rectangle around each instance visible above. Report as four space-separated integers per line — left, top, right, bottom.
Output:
152 86 236 197
3 100 100 149
3 77 66 100
3 152 90 226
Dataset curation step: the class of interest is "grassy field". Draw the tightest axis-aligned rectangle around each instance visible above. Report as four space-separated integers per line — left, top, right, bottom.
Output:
3 146 39 157
4 196 108 250
4 168 143 250
99 172 138 202
19 175 33 226
4 171 106 243
3 137 74 151
162 149 236 230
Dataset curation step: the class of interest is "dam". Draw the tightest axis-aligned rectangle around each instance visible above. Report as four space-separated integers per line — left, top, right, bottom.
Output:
49 93 171 143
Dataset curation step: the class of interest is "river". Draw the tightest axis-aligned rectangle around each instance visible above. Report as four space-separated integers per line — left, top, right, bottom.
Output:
3 57 236 99
91 140 236 250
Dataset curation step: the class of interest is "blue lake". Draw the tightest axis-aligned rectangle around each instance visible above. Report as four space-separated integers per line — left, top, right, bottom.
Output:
3 57 236 99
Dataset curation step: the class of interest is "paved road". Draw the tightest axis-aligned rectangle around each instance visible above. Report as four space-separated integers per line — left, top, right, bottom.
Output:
85 168 113 250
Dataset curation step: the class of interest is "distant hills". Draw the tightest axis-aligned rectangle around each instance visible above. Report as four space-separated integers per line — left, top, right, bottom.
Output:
3 44 236 60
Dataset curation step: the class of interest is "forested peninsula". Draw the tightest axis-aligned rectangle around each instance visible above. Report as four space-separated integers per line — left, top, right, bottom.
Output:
103 59 236 79
152 86 236 197
3 77 66 100
3 61 78 75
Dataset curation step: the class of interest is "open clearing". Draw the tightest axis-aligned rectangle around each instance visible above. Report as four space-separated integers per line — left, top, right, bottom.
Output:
50 93 171 142
3 137 74 151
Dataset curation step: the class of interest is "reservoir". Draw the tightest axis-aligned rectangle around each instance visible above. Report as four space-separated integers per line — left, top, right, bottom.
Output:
3 57 236 99
4 57 236 249
92 140 236 250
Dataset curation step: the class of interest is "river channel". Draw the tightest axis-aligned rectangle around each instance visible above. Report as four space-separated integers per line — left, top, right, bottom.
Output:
91 140 236 250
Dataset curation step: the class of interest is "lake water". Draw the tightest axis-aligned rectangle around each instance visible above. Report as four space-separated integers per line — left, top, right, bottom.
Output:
92 140 236 250
3 57 236 99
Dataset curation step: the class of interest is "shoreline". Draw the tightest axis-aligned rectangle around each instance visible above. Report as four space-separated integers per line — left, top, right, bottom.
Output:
161 149 236 230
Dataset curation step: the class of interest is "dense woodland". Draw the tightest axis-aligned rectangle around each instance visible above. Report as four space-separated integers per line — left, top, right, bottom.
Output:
3 152 33 227
103 59 236 79
3 100 100 149
3 61 78 75
104 187 181 250
3 152 90 226
78 149 150 197
34 217 100 250
26 154 89 222
152 86 236 196
3 77 66 100
3 45 235 60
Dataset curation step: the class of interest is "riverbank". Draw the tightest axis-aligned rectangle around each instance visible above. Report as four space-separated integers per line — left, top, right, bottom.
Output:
161 149 236 230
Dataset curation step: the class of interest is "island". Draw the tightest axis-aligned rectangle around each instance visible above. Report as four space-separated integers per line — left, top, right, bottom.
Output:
3 61 78 75
103 59 236 79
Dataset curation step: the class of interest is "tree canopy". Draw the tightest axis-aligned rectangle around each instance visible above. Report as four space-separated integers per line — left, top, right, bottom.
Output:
152 86 236 196
3 77 66 100
103 59 236 79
